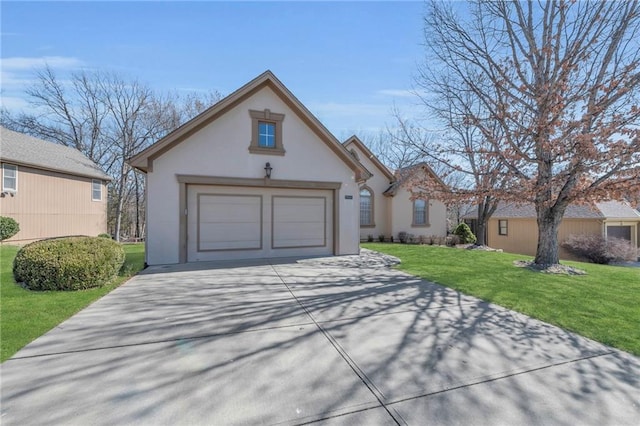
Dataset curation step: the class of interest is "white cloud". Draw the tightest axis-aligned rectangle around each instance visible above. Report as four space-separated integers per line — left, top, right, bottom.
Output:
0 56 84 70
377 89 418 98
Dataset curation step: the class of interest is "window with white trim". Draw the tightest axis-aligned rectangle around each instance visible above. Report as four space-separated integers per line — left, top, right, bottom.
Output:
2 164 17 192
359 187 374 227
92 179 102 201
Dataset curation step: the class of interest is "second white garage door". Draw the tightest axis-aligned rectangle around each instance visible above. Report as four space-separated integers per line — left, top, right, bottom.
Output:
187 185 333 261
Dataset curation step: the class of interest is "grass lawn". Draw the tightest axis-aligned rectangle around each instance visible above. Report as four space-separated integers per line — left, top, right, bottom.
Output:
363 243 640 356
1 243 145 362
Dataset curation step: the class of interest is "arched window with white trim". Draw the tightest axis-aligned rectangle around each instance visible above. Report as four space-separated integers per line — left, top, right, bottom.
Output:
359 187 374 227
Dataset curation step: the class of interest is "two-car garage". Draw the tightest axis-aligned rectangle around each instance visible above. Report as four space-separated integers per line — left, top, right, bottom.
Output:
129 71 366 265
187 185 334 262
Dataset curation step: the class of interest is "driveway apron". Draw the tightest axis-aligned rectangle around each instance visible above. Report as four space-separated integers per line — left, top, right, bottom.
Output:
1 251 638 425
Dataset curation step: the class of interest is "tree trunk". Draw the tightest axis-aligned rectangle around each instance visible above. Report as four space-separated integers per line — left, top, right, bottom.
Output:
134 173 141 239
534 207 564 265
475 220 487 246
114 163 128 242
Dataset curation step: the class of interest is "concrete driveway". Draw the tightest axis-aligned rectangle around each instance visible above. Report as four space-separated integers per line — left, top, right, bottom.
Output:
1 250 639 425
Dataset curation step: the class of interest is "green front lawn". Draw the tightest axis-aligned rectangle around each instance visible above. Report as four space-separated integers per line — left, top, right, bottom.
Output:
1 243 145 362
364 243 640 356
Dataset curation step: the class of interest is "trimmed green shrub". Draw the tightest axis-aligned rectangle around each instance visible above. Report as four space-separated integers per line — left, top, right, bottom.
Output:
0 216 20 241
453 223 477 244
13 236 125 291
98 233 112 239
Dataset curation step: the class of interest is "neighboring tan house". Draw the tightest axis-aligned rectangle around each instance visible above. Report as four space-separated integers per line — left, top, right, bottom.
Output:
464 201 640 260
343 136 448 242
0 127 111 243
129 71 368 265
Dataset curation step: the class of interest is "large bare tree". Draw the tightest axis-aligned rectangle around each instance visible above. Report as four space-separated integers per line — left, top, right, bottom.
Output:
421 0 640 264
393 76 511 245
1 67 221 241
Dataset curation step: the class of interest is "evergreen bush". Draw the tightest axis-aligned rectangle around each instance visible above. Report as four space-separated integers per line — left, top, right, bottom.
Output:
14 236 125 291
0 216 20 241
453 223 477 244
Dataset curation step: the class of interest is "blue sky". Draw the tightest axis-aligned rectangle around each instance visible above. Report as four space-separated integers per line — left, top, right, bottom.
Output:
1 1 430 139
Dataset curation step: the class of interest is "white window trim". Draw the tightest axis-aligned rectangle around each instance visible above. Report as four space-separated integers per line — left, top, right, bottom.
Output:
2 164 18 192
359 186 375 228
92 179 102 201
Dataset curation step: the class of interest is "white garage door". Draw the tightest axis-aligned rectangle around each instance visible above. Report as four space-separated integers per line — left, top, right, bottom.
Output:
187 185 333 261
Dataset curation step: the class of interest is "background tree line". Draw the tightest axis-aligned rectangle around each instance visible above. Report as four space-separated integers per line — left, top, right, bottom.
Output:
1 66 221 241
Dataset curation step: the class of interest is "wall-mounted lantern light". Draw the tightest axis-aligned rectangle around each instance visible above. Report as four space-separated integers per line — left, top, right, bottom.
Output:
264 162 273 179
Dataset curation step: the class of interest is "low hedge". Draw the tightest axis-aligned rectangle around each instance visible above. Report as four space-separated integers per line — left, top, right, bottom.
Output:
0 216 20 241
13 236 126 291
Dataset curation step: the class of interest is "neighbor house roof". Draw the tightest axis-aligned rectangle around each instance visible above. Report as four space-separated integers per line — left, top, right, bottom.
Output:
0 127 111 181
382 162 446 197
462 200 640 220
596 200 640 219
343 135 393 182
128 70 369 182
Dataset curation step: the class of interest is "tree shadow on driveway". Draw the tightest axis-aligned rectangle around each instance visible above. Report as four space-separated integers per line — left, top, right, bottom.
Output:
1 254 638 425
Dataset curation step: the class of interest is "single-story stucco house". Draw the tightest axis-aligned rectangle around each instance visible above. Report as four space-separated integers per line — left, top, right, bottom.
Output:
129 71 370 265
464 201 640 260
0 127 111 243
343 136 447 242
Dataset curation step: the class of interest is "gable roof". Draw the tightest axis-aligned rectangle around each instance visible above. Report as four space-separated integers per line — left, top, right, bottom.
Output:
128 70 368 181
462 200 640 220
596 200 640 219
0 127 111 181
343 135 394 182
383 162 446 196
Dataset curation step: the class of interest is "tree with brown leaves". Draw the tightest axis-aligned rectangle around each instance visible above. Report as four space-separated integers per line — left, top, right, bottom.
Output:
420 0 640 265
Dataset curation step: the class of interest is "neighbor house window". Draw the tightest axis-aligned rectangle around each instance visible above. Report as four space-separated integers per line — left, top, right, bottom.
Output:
2 164 17 192
360 187 374 227
498 220 508 236
92 179 102 201
412 199 429 226
249 109 285 155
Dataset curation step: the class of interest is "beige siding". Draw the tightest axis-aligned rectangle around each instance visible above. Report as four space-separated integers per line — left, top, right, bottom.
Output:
487 218 603 260
0 165 108 243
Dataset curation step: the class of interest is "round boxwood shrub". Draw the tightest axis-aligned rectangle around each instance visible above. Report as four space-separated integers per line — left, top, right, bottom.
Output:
13 236 125 291
453 223 477 244
0 216 20 241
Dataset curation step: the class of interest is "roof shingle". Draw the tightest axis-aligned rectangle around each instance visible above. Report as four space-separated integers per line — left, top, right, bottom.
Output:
462 200 639 220
0 127 110 181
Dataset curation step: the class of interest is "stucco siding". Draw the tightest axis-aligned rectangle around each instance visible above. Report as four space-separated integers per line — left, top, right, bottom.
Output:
347 143 392 240
145 85 359 265
390 186 447 240
0 165 108 243
487 218 604 260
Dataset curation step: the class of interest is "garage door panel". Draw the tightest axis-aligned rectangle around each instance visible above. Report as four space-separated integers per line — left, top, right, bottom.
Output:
198 194 262 251
188 186 333 261
199 223 262 251
273 222 326 248
272 196 326 249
